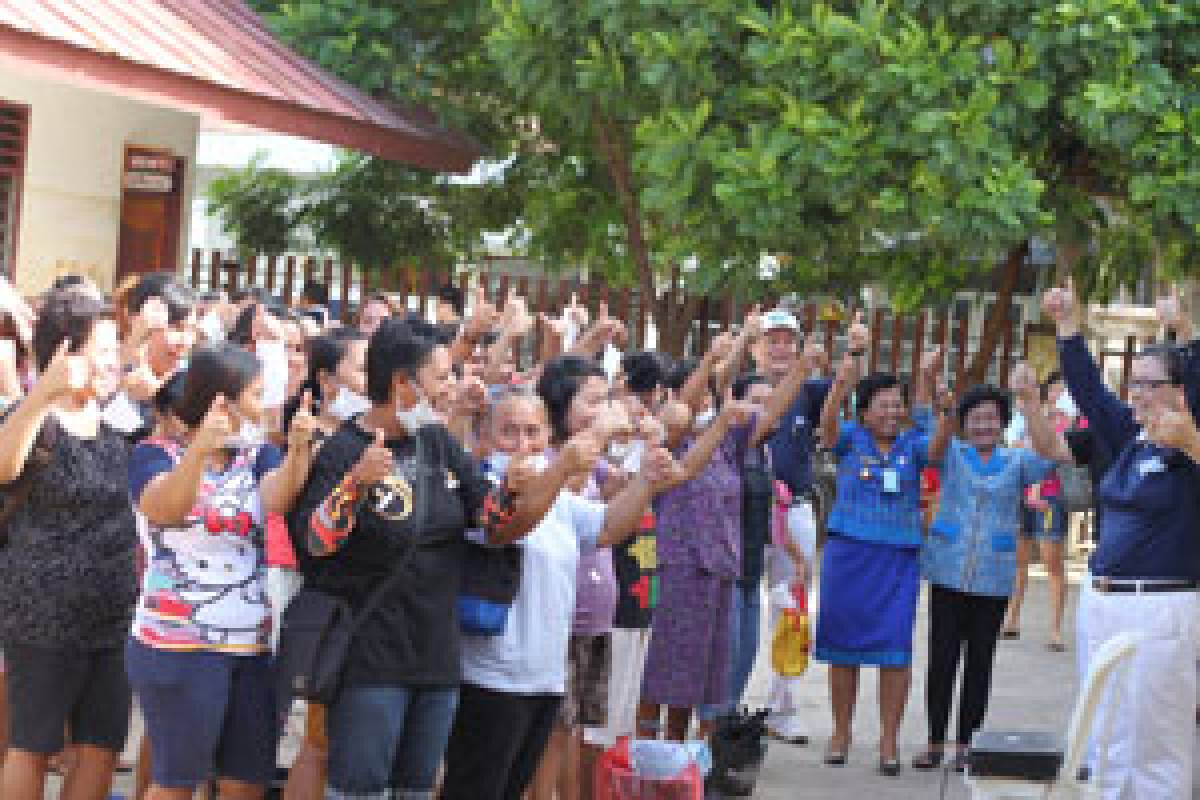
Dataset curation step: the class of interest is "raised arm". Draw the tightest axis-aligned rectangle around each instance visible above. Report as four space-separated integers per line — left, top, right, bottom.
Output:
678 333 733 414
675 396 749 482
918 348 956 464
485 432 605 545
751 344 814 448
713 308 764 397
0 341 80 484
1010 361 1074 465
595 446 687 547
819 352 859 451
260 392 319 516
1043 280 1138 451
139 398 233 526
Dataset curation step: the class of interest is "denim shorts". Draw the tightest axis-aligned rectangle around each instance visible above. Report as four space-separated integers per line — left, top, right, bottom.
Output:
1021 500 1068 543
125 639 278 789
325 684 459 799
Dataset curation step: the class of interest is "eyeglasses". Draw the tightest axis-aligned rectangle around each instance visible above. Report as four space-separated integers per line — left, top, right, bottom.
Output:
1127 379 1174 390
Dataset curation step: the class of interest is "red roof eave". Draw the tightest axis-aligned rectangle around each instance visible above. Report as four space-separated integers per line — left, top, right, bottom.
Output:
0 19 479 173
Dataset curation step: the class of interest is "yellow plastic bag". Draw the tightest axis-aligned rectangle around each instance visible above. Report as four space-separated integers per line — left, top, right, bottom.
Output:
771 607 810 677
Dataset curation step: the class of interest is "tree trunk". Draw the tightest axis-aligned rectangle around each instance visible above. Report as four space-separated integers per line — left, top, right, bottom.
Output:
593 114 704 356
965 241 1029 385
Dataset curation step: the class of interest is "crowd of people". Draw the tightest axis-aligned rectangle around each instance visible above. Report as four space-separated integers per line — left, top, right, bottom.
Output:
0 269 1195 800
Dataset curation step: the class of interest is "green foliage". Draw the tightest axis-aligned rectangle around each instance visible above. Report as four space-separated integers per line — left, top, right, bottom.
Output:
248 0 1200 308
306 153 451 269
205 153 304 258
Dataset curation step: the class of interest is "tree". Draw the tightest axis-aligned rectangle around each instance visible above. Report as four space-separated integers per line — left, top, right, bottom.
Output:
252 0 785 352
629 1 1200 377
253 0 1200 367
206 153 305 259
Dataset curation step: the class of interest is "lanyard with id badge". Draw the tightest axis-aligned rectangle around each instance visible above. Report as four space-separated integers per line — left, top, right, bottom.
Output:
861 453 902 494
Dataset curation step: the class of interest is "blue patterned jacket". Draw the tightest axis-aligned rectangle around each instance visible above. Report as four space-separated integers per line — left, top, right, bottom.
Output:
921 438 1054 596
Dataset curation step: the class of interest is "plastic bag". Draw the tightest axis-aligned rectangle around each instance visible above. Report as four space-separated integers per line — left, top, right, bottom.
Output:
770 589 810 678
594 737 703 800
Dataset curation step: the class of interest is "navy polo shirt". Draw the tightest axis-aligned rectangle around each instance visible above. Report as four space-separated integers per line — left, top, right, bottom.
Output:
768 379 833 496
1059 334 1200 580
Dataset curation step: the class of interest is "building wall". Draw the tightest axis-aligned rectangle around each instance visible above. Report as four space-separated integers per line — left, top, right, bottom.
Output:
0 67 199 293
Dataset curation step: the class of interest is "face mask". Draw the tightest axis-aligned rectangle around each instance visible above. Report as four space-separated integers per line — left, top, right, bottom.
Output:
328 386 371 420
199 313 225 343
694 409 716 430
225 417 266 450
395 390 440 432
486 451 548 482
1055 391 1078 417
487 451 512 480
609 439 644 474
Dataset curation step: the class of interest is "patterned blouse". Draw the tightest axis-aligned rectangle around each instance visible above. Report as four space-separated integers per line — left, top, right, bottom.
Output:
825 421 930 548
0 420 138 649
128 439 281 653
922 439 1053 596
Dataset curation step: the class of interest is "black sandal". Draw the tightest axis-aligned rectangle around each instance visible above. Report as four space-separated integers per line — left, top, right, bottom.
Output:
878 758 902 777
824 746 849 766
911 749 944 771
1000 628 1021 640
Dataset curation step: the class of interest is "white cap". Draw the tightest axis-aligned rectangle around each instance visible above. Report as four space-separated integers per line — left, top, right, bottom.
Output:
761 309 799 332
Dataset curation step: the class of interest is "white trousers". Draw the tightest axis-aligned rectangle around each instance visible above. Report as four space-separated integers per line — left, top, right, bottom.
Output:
585 628 652 747
1081 585 1200 800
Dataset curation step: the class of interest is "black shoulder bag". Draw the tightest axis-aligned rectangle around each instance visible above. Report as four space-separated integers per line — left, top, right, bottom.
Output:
276 432 429 706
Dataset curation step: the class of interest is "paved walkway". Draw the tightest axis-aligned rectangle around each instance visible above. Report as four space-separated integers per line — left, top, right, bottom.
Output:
746 564 1197 799
85 564 1200 798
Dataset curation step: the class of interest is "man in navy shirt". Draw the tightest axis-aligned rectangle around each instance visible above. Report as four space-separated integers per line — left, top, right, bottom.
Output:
750 309 831 744
1043 281 1200 799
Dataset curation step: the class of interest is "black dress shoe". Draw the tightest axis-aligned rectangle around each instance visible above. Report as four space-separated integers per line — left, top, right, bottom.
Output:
878 758 902 777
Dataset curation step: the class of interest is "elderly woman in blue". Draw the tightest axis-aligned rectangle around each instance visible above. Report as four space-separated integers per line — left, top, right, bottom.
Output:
913 376 1055 773
1039 282 1200 800
815 325 935 777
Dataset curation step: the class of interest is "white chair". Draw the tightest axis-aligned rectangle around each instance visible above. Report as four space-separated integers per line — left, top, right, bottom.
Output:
964 632 1142 800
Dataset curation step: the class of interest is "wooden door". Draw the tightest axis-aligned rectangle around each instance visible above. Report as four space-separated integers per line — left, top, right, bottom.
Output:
117 148 184 281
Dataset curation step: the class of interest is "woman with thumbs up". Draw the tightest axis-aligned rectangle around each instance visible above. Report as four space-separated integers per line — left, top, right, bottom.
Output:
0 287 139 800
125 343 289 800
287 319 579 800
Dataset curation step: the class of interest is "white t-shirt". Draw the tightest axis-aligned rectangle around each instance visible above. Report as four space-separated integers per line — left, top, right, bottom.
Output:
460 490 606 694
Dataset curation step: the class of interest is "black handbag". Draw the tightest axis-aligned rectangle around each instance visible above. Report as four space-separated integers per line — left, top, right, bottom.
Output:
275 433 429 706
275 558 415 706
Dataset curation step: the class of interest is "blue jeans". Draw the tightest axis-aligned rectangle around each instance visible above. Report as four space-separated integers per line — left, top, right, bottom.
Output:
326 685 459 799
699 580 762 721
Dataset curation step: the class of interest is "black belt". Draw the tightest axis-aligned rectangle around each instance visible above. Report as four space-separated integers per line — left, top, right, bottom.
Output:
1091 577 1200 594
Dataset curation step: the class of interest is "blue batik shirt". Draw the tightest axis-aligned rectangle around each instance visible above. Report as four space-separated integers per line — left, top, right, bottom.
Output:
922 438 1054 596
825 421 930 548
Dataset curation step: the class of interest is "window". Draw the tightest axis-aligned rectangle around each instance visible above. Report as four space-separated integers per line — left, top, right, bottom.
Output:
0 102 28 279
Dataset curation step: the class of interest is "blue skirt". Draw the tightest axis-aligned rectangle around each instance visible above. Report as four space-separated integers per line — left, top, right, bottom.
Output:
814 534 920 668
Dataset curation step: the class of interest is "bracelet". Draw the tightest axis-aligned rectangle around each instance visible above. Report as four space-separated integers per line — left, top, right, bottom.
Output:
849 349 865 357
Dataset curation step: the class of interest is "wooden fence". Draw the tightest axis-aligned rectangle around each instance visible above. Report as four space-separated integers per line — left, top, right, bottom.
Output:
181 248 1142 396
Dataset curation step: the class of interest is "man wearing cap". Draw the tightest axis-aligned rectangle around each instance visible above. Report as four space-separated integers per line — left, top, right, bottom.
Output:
750 308 831 744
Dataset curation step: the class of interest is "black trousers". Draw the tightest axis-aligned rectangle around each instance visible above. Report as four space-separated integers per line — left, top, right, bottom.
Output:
925 584 1008 745
440 682 562 800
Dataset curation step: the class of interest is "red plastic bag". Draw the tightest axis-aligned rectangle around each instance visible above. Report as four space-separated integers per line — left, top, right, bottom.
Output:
594 737 703 800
